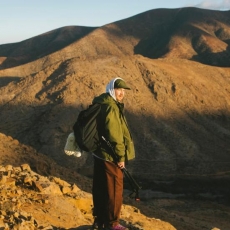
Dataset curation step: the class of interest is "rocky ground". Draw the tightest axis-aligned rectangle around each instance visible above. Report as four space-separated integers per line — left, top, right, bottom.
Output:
0 163 175 230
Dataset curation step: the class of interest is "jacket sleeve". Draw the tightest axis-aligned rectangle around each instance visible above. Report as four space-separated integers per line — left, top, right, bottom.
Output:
103 104 126 162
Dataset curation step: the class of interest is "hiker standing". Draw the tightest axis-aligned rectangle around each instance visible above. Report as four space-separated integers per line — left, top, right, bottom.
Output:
92 78 135 230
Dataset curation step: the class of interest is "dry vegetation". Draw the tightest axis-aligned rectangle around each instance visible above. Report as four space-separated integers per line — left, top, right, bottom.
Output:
0 7 230 230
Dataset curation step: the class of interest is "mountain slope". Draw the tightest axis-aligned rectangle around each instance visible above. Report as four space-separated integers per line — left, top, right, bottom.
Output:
0 5 230 190
0 55 229 189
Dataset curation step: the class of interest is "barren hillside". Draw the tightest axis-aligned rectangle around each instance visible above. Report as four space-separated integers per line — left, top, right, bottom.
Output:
0 7 230 230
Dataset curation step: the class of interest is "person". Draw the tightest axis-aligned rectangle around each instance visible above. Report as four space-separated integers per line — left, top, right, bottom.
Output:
91 77 135 230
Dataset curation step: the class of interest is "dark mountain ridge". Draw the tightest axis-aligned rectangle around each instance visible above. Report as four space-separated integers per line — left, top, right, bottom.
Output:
1 7 230 70
0 26 96 69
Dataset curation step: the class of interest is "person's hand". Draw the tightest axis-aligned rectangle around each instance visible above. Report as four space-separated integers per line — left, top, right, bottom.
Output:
117 162 125 169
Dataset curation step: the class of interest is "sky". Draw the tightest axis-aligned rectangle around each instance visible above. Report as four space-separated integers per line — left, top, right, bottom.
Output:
0 0 230 45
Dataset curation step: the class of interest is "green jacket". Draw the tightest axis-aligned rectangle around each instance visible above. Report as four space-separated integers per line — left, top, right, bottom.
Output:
93 93 135 162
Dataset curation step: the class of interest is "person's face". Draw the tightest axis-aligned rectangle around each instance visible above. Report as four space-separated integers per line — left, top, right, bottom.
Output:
114 88 125 102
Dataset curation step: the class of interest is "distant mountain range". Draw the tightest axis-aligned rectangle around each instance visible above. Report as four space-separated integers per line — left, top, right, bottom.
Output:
1 7 230 69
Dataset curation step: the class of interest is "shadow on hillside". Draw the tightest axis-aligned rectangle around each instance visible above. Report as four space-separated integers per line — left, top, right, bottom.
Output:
0 102 230 194
132 9 183 59
129 8 230 67
0 76 21 87
0 26 97 69
192 43 230 67
133 22 230 67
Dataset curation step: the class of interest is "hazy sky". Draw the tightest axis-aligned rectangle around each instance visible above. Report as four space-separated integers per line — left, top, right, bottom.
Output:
1 0 230 45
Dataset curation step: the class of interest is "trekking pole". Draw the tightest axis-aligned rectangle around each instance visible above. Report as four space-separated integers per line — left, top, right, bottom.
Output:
122 168 141 201
101 136 141 201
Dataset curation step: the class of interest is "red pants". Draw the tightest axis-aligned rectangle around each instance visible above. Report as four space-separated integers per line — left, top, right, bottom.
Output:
92 157 123 227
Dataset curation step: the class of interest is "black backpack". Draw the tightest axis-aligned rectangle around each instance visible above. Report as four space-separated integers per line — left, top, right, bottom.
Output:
73 103 101 152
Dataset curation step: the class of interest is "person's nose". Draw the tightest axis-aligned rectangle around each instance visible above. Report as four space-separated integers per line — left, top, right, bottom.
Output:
121 90 125 95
